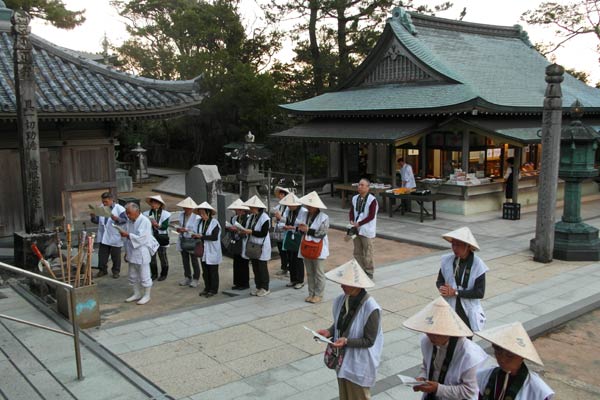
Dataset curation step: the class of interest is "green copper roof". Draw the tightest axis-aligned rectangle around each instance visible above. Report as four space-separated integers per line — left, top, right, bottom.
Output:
281 9 600 116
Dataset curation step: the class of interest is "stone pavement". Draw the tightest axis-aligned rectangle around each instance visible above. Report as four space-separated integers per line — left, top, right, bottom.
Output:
1 194 600 399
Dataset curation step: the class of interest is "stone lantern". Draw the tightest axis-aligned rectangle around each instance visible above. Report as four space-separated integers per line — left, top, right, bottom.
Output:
131 142 148 183
553 101 600 260
227 132 272 200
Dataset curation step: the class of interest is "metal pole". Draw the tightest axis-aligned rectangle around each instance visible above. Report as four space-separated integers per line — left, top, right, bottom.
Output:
69 288 83 380
533 64 564 263
0 314 74 336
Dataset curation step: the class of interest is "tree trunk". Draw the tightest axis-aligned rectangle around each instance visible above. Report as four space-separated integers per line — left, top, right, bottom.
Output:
336 4 351 85
308 0 324 94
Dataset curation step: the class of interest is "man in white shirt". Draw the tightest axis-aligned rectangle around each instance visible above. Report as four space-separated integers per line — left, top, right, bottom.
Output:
398 158 416 212
90 192 127 279
349 178 378 279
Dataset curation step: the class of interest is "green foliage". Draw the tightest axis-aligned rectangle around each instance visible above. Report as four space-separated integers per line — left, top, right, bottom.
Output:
5 0 85 28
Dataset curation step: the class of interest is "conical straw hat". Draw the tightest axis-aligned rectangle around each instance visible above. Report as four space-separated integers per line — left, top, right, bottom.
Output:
194 201 216 215
325 259 375 288
403 297 473 337
299 191 327 209
442 227 480 251
476 322 544 365
243 195 267 209
279 192 302 207
145 194 166 206
176 197 198 209
227 199 249 210
274 186 290 196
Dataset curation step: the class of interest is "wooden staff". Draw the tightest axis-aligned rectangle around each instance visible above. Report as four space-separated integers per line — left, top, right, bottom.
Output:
84 234 94 286
66 224 72 284
31 243 57 280
74 232 85 288
55 228 65 282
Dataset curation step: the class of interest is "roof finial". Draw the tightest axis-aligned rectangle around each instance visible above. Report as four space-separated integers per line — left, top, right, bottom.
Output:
390 7 417 35
513 24 533 48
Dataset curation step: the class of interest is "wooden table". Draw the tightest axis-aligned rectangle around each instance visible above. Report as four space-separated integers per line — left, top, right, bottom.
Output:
383 193 446 222
334 184 391 213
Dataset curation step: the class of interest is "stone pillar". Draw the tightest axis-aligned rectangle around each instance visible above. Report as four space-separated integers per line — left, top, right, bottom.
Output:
13 11 45 233
532 64 564 263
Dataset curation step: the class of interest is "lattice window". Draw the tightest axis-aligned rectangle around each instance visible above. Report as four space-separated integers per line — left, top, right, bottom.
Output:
362 44 433 85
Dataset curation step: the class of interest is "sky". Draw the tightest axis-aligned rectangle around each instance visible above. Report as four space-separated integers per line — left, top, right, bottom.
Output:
27 0 600 84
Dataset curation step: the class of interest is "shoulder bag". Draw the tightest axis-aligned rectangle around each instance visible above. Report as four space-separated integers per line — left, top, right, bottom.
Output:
180 236 196 253
282 230 302 252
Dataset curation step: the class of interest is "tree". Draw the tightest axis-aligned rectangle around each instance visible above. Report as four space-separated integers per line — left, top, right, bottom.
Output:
265 0 454 97
111 0 286 165
5 0 85 29
522 0 600 55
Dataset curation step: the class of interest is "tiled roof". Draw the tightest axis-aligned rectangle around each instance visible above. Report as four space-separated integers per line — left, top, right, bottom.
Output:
281 8 600 116
0 21 204 121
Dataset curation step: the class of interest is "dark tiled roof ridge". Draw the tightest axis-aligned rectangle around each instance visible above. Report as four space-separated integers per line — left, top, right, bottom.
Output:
0 20 202 93
407 10 523 38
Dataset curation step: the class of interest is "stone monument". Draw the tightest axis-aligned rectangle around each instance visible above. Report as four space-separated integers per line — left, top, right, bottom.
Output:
228 131 272 200
186 165 222 206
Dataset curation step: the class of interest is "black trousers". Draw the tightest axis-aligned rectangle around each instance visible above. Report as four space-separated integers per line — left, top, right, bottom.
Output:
276 241 289 270
201 262 219 294
233 255 250 288
250 259 269 290
288 251 305 284
97 243 121 273
181 251 200 280
150 247 169 279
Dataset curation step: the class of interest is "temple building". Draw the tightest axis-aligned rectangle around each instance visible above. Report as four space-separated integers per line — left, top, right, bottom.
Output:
273 7 600 214
0 4 203 235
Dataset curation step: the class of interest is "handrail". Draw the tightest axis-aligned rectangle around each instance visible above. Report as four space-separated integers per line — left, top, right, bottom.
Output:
0 261 83 380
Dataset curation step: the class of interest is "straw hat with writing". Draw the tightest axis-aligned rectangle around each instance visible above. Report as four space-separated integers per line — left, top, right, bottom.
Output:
176 197 198 209
243 195 267 209
194 201 216 215
442 226 480 251
279 192 302 207
325 259 375 288
476 322 544 365
403 297 473 337
274 186 290 196
299 191 327 209
145 194 166 207
227 198 250 211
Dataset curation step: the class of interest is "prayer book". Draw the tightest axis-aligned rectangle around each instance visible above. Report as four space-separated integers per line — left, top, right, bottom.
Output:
303 326 333 344
88 204 112 218
397 375 422 386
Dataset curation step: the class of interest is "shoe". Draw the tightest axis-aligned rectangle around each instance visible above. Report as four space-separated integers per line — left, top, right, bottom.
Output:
294 283 305 289
305 296 313 303
179 277 191 286
250 289 258 296
199 289 209 296
309 296 322 303
137 287 151 305
205 292 216 298
96 270 108 278
125 284 142 303
256 289 270 297
285 282 295 287
157 276 167 281
236 286 249 290
189 279 199 288
112 273 120 279
231 285 241 290
276 270 288 276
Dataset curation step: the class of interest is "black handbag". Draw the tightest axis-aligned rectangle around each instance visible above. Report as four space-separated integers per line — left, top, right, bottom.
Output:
154 232 170 246
221 231 243 256
180 236 197 253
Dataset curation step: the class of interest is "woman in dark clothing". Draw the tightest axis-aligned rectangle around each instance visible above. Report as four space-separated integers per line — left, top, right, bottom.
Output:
192 202 222 297
227 199 250 290
240 196 271 297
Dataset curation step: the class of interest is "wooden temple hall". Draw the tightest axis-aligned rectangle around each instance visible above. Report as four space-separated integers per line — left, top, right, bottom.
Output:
0 4 203 236
273 7 600 215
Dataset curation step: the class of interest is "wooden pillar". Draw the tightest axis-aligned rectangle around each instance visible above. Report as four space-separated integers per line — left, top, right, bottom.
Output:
461 131 469 172
342 143 349 183
533 64 564 263
512 147 522 204
13 11 45 233
420 136 427 177
390 143 397 187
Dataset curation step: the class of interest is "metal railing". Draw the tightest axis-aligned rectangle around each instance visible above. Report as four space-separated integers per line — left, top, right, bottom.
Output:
0 261 83 380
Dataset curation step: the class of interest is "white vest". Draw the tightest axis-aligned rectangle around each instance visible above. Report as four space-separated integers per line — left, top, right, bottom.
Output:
143 208 171 247
96 203 126 247
242 211 271 261
176 212 200 252
277 207 308 230
421 335 488 400
351 193 378 238
477 366 555 400
197 218 223 265
124 215 159 265
332 294 383 388
440 253 488 331
297 210 329 260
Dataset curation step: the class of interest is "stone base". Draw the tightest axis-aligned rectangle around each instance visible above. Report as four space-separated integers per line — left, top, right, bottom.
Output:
553 222 600 261
13 231 56 271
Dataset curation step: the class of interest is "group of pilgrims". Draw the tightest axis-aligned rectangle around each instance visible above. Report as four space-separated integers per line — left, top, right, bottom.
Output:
141 186 331 302
98 185 554 400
